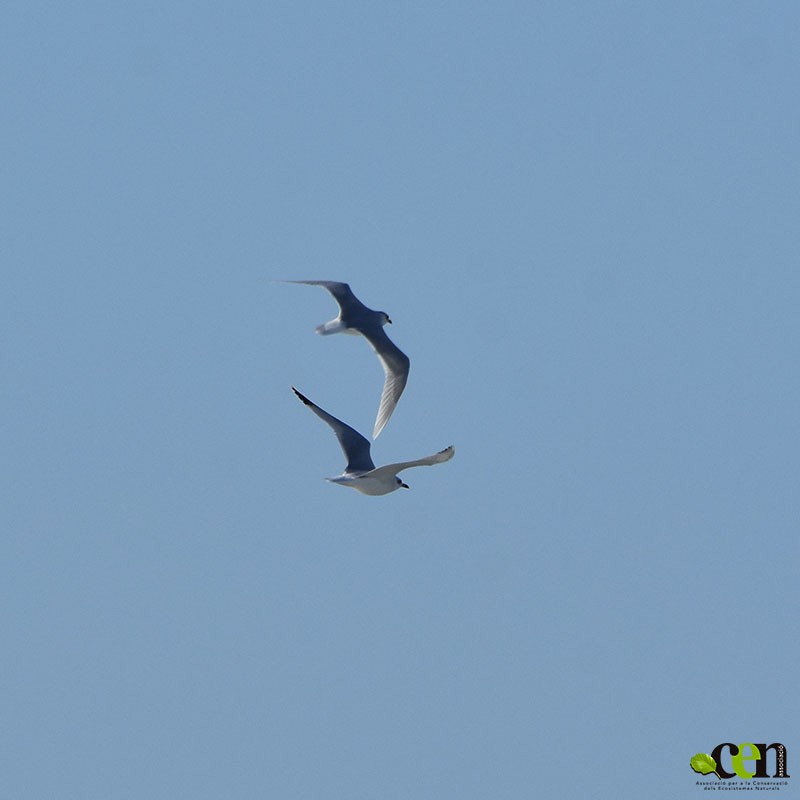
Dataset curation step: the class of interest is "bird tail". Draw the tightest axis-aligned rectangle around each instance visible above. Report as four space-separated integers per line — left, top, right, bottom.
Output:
315 319 347 335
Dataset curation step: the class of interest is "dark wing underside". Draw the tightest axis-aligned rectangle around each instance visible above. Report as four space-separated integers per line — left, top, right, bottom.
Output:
288 280 371 319
292 387 375 473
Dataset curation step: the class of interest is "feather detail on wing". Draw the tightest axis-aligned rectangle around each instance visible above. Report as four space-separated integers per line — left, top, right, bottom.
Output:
369 446 455 481
361 327 410 438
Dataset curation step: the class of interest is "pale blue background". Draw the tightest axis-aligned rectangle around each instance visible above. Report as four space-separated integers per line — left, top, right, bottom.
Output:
2 2 798 798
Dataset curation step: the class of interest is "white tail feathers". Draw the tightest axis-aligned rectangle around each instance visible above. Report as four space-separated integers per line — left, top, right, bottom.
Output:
315 319 347 335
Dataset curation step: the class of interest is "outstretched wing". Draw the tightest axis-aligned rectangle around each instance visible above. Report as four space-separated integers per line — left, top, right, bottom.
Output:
292 388 375 473
360 326 411 439
285 280 370 317
369 445 455 481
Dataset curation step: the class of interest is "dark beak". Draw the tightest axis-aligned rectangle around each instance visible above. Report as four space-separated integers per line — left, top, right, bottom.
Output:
400 481 409 489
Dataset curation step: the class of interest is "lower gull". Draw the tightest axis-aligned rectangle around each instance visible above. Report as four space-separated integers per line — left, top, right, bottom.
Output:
292 387 454 496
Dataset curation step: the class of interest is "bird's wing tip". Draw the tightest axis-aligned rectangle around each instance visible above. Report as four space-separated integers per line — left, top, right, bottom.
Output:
371 415 388 439
292 387 311 405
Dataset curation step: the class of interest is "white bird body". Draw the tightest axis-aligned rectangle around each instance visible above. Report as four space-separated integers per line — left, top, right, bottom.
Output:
326 473 407 496
292 388 454 496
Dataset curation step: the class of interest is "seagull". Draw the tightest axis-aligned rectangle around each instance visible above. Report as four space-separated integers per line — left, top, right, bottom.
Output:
286 281 410 438
292 387 454 496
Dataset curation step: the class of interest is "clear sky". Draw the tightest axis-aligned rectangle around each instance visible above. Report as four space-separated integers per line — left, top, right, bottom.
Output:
2 2 798 798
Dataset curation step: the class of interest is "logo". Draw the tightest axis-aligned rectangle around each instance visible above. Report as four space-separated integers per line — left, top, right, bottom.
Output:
690 742 790 780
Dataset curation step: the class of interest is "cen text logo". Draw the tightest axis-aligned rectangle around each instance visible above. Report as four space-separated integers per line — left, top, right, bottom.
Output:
691 742 789 780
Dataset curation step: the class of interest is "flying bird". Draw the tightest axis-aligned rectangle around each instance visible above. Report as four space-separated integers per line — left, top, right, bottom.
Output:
292 387 453 496
286 281 410 438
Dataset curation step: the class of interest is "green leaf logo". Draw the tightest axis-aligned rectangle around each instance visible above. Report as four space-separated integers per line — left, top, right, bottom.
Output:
691 753 722 779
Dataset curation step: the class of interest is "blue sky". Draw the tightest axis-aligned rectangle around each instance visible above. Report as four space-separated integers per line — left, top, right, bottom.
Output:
2 2 798 798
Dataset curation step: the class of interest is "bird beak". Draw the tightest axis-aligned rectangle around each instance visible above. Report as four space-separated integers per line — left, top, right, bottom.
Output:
400 481 409 489
387 316 393 324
